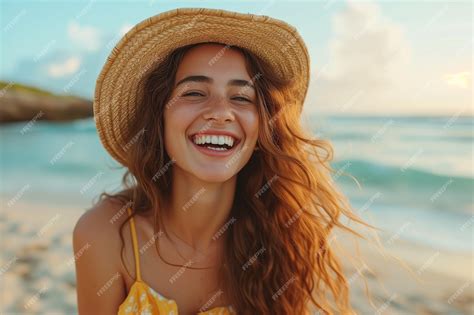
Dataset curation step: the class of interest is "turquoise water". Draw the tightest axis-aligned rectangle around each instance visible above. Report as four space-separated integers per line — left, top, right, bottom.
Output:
0 118 124 206
0 115 472 251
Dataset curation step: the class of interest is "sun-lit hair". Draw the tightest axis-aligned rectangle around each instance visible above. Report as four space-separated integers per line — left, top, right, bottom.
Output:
95 42 379 314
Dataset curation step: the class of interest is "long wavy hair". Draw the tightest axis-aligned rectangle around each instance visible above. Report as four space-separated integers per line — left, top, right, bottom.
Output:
95 42 379 314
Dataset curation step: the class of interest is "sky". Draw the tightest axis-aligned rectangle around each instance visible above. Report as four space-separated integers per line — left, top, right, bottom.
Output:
0 0 472 116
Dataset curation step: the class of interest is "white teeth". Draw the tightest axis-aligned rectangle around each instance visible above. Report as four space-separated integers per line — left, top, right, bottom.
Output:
218 136 225 145
206 146 227 151
192 134 236 147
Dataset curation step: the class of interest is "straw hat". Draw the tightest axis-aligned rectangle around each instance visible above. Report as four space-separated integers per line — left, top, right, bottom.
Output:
93 7 310 165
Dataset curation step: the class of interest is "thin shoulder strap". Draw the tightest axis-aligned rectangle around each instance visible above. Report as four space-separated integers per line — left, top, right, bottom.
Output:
126 207 142 281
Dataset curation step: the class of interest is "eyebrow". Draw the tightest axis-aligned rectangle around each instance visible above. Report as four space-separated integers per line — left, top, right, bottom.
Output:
175 75 255 90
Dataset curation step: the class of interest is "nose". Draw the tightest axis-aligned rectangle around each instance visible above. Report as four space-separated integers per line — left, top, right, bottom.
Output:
202 95 235 123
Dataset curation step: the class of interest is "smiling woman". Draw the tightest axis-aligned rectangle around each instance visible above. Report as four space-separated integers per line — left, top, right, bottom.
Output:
72 7 374 315
164 44 259 183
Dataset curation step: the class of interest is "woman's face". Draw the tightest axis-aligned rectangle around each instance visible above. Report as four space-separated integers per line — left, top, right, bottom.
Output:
164 43 259 183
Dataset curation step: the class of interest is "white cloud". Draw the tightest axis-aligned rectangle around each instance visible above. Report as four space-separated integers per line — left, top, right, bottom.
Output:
326 1 410 83
119 23 133 36
304 0 472 117
68 21 102 52
444 71 471 89
47 56 81 78
306 0 412 116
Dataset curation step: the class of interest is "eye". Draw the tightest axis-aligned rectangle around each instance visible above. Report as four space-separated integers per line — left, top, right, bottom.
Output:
232 96 251 102
182 91 205 97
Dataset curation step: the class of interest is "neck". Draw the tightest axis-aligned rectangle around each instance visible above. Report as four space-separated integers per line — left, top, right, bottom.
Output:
163 166 236 252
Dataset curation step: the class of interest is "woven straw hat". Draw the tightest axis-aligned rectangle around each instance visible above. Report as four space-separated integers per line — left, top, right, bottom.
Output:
93 7 310 165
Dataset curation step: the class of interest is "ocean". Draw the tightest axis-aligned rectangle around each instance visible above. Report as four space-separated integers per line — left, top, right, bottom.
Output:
1 115 472 252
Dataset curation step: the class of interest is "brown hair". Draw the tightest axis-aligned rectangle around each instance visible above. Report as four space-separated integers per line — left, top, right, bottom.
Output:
95 42 379 314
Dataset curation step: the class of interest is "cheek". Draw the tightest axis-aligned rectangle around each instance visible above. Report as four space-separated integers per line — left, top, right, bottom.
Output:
163 105 194 153
241 108 259 143
164 103 198 130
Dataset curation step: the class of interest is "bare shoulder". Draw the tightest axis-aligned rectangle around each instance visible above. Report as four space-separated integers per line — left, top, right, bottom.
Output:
74 197 131 237
73 197 133 272
72 197 132 315
73 198 130 258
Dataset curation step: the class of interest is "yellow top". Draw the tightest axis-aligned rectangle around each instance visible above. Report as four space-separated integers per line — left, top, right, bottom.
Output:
118 207 236 315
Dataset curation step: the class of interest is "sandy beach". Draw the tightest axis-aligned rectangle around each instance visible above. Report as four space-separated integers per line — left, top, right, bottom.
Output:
336 227 473 314
1 199 472 314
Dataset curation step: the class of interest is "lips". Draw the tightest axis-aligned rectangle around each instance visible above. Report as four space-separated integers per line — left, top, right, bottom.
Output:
188 134 241 147
187 133 242 157
188 132 241 142
187 130 242 147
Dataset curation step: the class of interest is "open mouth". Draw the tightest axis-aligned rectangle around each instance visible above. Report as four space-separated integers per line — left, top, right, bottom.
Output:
188 133 242 154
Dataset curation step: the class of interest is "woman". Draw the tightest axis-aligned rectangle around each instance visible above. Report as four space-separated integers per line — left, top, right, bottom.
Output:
73 8 374 315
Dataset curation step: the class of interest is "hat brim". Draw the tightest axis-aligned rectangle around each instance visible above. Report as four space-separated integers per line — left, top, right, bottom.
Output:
93 7 310 165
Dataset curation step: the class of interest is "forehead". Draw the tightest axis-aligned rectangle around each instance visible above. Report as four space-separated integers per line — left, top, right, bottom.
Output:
175 43 251 81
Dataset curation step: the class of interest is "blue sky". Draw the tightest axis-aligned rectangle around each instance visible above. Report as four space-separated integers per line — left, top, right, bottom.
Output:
1 0 472 116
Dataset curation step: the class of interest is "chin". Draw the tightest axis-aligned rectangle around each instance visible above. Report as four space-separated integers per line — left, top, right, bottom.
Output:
192 169 237 183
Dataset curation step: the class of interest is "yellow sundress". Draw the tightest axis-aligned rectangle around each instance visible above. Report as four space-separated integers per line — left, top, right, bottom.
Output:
118 207 236 315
